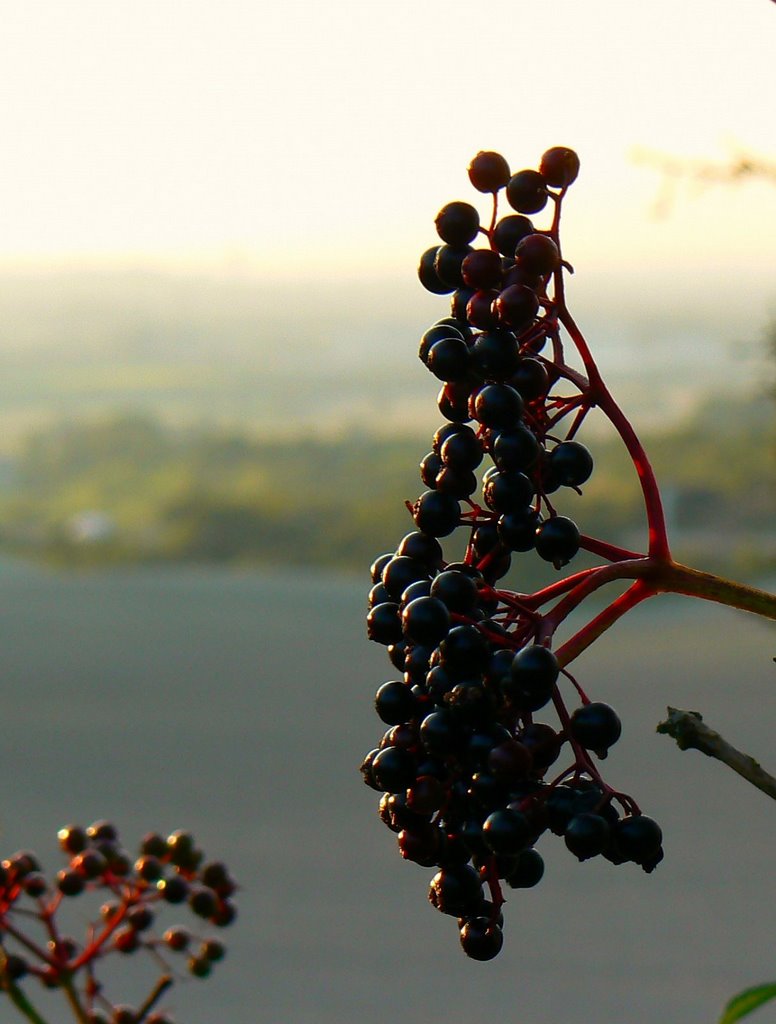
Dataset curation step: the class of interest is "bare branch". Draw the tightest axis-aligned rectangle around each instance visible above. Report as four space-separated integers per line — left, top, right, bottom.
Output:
657 707 776 801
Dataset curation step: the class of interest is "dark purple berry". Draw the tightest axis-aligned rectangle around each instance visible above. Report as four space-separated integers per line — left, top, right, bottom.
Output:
459 917 504 960
462 249 503 289
468 151 511 192
506 170 548 214
472 383 524 429
366 602 403 645
492 215 534 257
401 596 451 647
614 815 663 864
564 813 611 861
570 701 622 753
435 202 480 245
418 246 454 294
505 848 545 889
374 680 416 725
540 146 580 188
535 515 580 567
412 490 460 537
515 233 560 276
549 440 594 487
494 284 539 329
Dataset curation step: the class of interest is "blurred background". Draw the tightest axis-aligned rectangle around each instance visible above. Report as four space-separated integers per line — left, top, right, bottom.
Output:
0 1 774 1022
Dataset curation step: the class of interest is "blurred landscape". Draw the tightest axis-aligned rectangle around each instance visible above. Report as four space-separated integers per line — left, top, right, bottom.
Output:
0 267 772 582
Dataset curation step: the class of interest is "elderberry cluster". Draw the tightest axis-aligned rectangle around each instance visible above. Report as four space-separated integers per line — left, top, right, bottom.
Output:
0 822 236 1023
360 149 663 961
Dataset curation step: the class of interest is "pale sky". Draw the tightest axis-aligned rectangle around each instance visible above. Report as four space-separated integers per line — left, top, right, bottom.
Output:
0 0 774 284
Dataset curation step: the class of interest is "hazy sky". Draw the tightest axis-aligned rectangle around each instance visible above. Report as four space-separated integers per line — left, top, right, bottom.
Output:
0 0 774 284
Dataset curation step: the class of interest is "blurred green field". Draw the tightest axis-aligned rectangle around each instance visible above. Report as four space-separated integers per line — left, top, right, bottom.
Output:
0 391 772 582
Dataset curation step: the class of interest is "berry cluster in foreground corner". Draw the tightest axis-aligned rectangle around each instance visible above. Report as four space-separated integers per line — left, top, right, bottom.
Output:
0 822 236 1022
361 148 663 961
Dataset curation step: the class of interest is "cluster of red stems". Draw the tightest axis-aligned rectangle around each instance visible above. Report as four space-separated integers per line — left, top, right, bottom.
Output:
361 146 776 961
0 821 236 1023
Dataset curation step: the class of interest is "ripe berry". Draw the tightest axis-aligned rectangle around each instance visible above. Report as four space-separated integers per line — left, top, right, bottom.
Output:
564 812 610 860
515 233 560 276
540 146 580 188
462 249 503 290
437 381 473 423
366 602 403 645
549 440 594 487
190 885 218 918
450 287 476 322
498 508 541 552
374 680 416 725
470 329 520 379
439 624 489 676
127 905 154 931
401 597 451 647
201 938 226 962
505 847 545 889
466 290 500 330
419 709 462 756
156 875 189 903
58 825 88 854
507 644 558 711
494 283 539 329
439 427 483 471
382 555 429 600
371 746 417 792
211 898 237 926
434 244 474 289
23 872 48 897
418 246 454 295
430 569 478 613
468 151 511 192
370 552 393 584
427 336 471 382
535 515 580 567
482 808 532 855
188 955 212 978
492 424 539 472
506 170 549 214
114 926 140 954
163 926 190 951
435 202 481 245
396 531 444 569
483 470 534 513
57 868 85 896
72 849 107 879
419 323 464 364
570 702 622 753
86 820 118 842
406 774 446 815
412 490 461 537
472 383 524 429
420 451 442 488
459 917 504 960
492 215 534 257
509 358 549 401
614 815 663 863
428 864 482 916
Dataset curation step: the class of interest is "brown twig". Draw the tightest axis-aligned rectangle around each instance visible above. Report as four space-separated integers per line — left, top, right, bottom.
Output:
657 707 776 801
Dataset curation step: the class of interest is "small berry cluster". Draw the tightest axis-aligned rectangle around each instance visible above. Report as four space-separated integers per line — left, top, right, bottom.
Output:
0 821 236 1022
361 149 663 961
